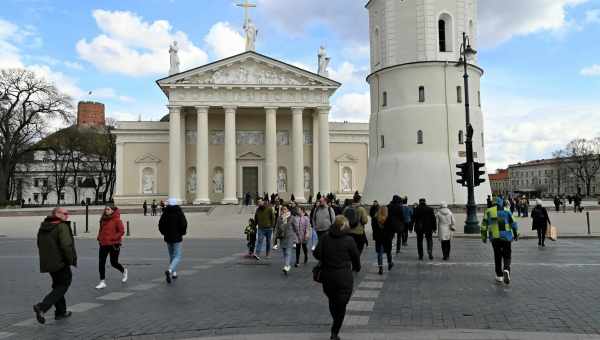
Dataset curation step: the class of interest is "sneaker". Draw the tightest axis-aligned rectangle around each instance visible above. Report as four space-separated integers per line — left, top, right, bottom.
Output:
54 311 72 320
172 272 178 280
388 262 395 271
378 266 383 275
33 304 45 324
503 270 511 284
121 268 128 283
495 276 504 284
253 253 261 260
95 281 107 289
165 270 172 284
282 266 289 276
311 245 316 251
272 244 279 250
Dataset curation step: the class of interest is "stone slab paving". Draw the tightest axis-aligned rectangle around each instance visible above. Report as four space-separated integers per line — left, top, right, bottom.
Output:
0 237 599 339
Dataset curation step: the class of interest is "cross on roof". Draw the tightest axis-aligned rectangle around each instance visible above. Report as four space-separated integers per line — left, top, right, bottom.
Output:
237 0 256 25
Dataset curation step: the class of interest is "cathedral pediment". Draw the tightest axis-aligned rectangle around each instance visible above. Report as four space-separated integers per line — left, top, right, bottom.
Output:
237 151 264 160
335 154 358 163
157 51 340 89
135 153 161 164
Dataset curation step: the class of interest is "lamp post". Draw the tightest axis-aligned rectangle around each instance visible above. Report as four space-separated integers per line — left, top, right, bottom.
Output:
458 32 480 234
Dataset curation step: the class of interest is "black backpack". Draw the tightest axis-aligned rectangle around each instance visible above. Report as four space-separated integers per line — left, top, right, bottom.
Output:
344 207 359 229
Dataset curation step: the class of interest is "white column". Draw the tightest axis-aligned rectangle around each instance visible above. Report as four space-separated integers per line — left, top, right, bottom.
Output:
292 107 306 203
115 142 124 196
318 106 331 194
180 111 187 204
264 107 278 196
312 111 319 197
168 105 183 203
222 106 238 204
194 106 210 204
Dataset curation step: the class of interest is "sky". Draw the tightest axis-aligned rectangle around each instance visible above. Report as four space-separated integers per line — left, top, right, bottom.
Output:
1 0 600 171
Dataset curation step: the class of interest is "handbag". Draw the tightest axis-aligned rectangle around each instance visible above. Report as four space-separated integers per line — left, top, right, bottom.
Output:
547 225 558 241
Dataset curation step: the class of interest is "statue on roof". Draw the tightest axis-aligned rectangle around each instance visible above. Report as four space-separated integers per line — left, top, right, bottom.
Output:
169 41 180 76
244 18 258 52
318 46 330 77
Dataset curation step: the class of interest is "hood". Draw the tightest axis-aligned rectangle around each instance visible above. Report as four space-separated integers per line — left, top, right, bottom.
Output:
438 208 451 215
40 216 64 232
163 205 181 214
328 227 348 238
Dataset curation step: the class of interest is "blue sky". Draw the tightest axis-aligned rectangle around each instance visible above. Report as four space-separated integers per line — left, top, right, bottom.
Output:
1 0 600 170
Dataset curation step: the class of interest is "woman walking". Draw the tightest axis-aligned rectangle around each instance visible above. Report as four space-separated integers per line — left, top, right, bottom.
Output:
531 199 551 247
372 204 393 274
275 205 295 275
95 205 127 289
292 207 310 266
314 216 361 340
436 202 456 261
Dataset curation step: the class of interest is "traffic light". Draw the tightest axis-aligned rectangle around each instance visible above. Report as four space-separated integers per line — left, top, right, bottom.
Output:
473 162 486 187
456 162 468 187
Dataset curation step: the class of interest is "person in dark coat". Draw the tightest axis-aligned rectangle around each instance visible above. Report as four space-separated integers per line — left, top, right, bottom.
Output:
314 216 361 340
386 195 405 254
33 207 78 324
412 198 437 260
370 201 393 275
151 199 158 216
158 198 188 283
531 199 551 247
143 200 148 216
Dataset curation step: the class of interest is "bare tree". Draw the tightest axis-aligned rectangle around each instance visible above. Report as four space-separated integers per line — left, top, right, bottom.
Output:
554 138 600 197
0 69 72 204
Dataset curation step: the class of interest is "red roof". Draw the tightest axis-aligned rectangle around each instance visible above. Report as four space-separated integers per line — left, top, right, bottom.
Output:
489 169 508 181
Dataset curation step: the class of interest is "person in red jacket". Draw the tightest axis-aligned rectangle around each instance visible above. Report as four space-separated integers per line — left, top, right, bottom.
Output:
95 205 127 289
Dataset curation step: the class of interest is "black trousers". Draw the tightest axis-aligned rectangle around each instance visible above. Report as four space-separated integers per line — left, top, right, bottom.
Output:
295 242 308 264
492 239 512 277
416 232 433 259
536 226 547 245
99 245 124 280
324 287 352 336
395 231 402 253
441 240 451 259
247 233 256 253
401 228 409 245
350 233 366 255
38 266 71 315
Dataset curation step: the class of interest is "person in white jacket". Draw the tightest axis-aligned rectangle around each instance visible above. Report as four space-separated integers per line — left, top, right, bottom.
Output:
436 202 456 261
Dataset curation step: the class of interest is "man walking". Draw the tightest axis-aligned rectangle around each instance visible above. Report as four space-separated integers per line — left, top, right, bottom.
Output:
401 197 413 247
481 197 519 284
312 197 336 240
159 198 188 283
386 195 405 254
151 199 158 216
253 198 275 260
143 200 148 216
33 207 78 324
412 198 436 260
344 194 369 255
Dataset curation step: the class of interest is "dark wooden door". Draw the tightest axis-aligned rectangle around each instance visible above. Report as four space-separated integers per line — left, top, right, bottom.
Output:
242 167 259 196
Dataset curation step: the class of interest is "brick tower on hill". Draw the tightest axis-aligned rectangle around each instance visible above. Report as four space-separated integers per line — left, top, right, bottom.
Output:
77 101 106 128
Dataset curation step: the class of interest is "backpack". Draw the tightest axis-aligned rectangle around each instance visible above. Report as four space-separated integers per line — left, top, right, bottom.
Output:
344 206 359 229
377 206 388 227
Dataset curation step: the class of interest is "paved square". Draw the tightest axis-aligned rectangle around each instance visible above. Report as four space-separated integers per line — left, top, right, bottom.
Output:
96 292 135 301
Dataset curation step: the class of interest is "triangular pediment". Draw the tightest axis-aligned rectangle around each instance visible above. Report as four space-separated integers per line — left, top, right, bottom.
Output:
157 51 340 89
335 153 358 163
135 153 161 164
237 151 264 160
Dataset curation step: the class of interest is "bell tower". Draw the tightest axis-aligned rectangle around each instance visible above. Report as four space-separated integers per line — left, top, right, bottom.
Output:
363 0 490 205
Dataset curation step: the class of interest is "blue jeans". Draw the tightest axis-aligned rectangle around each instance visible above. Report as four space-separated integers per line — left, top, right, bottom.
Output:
282 247 292 267
167 242 182 272
255 228 273 256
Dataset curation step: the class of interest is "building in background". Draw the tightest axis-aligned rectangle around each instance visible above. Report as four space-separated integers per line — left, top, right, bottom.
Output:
489 169 509 196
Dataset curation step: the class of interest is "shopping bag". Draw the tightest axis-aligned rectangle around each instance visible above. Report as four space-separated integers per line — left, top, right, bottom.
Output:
547 225 558 241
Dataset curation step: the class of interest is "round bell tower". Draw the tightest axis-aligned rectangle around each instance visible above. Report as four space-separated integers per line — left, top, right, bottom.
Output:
363 0 491 204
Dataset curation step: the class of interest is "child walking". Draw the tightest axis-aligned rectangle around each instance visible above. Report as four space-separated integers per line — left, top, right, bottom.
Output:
244 218 257 257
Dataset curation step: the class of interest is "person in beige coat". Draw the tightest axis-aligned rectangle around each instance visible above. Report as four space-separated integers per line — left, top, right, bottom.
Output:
436 202 456 261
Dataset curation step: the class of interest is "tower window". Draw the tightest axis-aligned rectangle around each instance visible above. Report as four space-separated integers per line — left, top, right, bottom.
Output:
382 91 387 107
457 86 463 103
418 86 425 103
381 135 385 149
417 130 424 144
478 91 481 107
438 20 446 52
458 130 464 144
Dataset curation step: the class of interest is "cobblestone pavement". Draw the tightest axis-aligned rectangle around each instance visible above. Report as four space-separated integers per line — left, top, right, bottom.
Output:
0 237 599 339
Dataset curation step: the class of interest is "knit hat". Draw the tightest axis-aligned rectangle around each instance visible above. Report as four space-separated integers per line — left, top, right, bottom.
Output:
440 201 448 208
536 199 543 206
167 198 178 206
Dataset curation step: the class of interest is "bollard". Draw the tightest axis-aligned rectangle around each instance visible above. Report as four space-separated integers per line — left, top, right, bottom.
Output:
85 204 89 233
126 221 130 237
587 211 591 235
73 222 77 236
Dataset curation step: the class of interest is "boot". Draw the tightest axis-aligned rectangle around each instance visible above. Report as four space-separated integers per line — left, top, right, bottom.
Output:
378 266 383 275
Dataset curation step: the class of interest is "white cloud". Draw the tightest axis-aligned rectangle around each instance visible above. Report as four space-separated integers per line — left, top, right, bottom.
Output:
585 9 600 23
27 64 85 99
76 9 208 76
479 0 589 47
204 22 245 60
330 92 370 122
327 61 367 85
89 87 135 103
580 64 600 76
0 18 24 68
64 61 83 70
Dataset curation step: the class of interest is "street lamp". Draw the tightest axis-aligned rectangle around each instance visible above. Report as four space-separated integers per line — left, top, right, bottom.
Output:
457 31 481 234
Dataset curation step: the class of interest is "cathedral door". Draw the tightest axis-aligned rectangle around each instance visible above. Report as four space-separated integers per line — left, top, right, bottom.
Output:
242 167 259 196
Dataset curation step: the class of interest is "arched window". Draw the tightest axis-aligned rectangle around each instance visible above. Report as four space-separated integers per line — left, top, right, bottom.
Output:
458 130 464 144
418 86 425 103
457 86 463 103
382 91 387 107
380 135 385 148
417 130 424 144
438 13 454 52
373 27 381 66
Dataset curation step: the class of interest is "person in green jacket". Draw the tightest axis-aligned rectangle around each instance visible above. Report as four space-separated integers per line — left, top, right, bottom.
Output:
481 197 519 285
33 207 78 324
